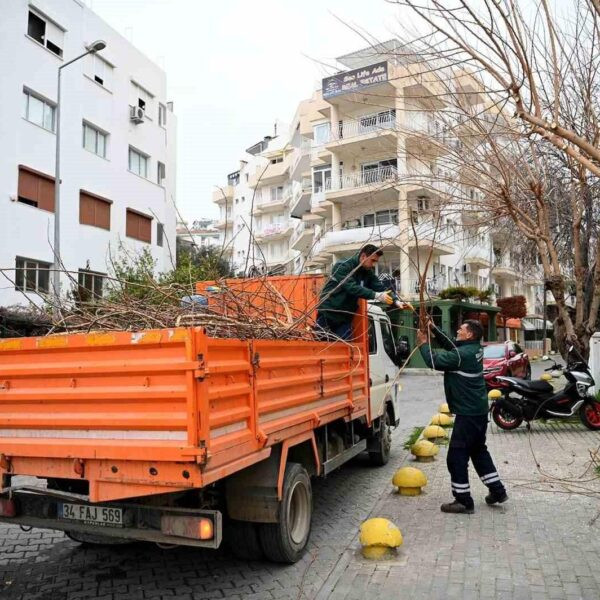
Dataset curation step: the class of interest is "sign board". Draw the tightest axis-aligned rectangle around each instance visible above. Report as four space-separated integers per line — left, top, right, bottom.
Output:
322 62 389 99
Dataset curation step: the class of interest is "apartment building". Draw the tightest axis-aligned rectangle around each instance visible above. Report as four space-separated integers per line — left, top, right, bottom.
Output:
0 0 177 306
213 122 306 275
176 219 220 251
213 40 543 313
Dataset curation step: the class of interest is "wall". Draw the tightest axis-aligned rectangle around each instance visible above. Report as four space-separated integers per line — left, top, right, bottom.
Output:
0 0 176 306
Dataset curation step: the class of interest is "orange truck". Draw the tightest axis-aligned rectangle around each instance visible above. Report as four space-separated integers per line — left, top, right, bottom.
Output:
0 275 404 563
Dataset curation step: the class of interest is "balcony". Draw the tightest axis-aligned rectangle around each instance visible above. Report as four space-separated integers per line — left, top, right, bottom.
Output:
212 185 234 205
254 220 294 242
215 218 233 230
404 112 455 156
326 165 400 204
324 111 397 154
492 257 519 280
253 184 296 214
290 221 316 251
290 178 313 218
464 244 491 269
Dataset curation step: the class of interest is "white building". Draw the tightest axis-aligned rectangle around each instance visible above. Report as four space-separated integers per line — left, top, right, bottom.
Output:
176 219 220 251
0 0 177 306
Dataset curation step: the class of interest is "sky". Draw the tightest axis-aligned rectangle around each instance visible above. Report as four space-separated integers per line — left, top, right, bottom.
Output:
85 0 409 221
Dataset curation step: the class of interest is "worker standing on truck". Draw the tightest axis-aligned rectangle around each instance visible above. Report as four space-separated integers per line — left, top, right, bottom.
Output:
316 244 410 340
416 319 508 514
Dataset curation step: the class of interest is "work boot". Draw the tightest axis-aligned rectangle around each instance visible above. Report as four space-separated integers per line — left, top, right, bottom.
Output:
440 500 474 514
485 491 508 505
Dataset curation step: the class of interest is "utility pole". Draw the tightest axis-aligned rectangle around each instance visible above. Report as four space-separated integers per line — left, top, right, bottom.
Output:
52 40 107 305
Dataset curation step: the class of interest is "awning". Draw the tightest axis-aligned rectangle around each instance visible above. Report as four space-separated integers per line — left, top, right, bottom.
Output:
522 317 553 331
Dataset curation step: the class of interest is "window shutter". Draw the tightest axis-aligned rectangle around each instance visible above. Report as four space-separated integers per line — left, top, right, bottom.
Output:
80 192 111 230
139 214 151 242
96 198 110 230
79 193 94 225
126 209 151 242
18 169 39 203
18 167 55 212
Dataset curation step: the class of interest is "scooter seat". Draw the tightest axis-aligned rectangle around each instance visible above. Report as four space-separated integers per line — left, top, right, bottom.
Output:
500 377 553 393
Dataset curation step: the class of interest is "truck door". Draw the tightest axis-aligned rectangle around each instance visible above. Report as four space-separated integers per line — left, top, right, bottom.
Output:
368 315 400 421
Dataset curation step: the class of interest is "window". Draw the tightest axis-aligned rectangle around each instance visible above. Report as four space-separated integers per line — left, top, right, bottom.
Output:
23 89 55 132
375 209 398 225
27 10 63 57
270 186 284 202
17 166 55 212
83 123 107 158
380 319 397 363
270 157 283 165
313 122 330 145
15 257 50 294
158 103 167 127
77 269 104 300
129 147 148 178
126 209 152 243
368 318 377 354
87 54 113 89
157 162 166 186
79 191 111 230
157 223 164 247
131 81 153 116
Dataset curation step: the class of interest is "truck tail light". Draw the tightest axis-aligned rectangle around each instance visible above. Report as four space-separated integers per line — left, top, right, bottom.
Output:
160 515 214 540
0 498 17 517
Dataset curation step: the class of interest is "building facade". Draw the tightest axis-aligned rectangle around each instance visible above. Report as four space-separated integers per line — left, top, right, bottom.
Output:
212 40 543 316
0 0 177 306
176 219 220 251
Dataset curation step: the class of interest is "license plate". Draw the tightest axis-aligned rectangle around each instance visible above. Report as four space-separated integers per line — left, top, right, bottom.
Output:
59 503 123 528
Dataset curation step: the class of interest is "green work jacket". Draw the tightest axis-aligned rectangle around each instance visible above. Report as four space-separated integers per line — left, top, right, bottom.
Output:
420 327 488 416
317 254 386 325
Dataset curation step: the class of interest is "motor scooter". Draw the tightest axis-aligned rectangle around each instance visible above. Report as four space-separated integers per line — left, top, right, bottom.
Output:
489 344 600 430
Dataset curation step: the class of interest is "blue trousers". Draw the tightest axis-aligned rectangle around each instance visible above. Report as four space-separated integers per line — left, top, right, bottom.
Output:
315 314 353 341
447 414 506 508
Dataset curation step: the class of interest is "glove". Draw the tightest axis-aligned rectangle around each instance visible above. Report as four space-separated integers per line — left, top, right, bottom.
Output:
395 300 413 310
375 291 394 305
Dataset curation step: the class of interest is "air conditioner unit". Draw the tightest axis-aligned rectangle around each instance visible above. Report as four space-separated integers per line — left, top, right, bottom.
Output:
130 105 145 124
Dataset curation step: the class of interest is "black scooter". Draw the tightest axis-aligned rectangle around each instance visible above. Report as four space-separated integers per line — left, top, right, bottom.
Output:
489 344 600 431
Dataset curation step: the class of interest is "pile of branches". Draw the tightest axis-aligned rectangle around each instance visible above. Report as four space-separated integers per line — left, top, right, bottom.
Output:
46 278 317 342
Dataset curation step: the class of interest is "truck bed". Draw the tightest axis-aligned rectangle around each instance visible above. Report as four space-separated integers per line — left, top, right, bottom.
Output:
0 323 369 502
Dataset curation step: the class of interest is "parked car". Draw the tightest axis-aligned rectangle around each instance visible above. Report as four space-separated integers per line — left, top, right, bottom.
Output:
483 341 531 388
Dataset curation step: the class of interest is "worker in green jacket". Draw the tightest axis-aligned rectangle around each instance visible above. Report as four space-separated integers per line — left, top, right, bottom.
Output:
316 244 407 340
417 319 508 514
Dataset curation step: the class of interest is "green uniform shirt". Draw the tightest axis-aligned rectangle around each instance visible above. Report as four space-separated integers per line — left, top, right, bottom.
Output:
317 254 386 326
420 326 488 416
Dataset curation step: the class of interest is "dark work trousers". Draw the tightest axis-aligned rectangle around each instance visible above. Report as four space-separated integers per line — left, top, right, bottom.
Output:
447 414 506 509
315 314 353 341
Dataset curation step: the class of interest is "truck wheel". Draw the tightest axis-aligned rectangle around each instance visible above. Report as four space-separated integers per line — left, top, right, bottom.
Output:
258 463 311 563
226 519 264 561
65 531 132 546
369 412 392 466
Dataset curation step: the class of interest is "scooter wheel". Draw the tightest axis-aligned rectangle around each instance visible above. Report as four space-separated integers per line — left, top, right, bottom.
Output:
579 401 600 430
492 404 523 430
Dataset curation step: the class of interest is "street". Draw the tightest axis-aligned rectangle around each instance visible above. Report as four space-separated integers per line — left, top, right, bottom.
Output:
1 364 600 600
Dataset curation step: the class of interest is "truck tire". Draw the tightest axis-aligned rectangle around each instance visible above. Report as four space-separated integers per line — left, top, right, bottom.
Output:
369 412 392 466
226 519 264 561
258 463 312 563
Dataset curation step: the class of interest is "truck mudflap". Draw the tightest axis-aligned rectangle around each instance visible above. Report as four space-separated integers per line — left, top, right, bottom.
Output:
0 487 222 549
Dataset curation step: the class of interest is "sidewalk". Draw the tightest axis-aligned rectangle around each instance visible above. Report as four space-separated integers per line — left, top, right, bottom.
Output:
319 418 600 600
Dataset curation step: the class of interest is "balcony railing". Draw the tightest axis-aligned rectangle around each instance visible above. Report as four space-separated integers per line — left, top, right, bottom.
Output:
289 221 316 247
255 221 294 239
330 111 397 141
326 165 398 192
